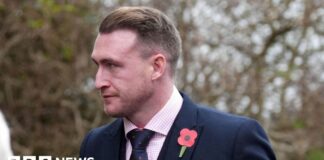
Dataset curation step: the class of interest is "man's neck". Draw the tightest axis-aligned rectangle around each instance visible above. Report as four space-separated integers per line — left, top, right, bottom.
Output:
127 82 174 128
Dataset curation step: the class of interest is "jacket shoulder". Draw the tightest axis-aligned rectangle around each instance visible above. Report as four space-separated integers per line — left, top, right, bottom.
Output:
193 105 276 159
79 119 123 157
196 105 256 127
86 118 122 139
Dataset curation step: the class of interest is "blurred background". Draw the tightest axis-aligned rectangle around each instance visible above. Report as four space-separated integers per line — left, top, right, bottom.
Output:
0 0 323 159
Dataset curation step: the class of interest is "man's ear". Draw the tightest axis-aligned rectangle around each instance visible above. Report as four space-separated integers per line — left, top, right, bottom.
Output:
151 53 166 80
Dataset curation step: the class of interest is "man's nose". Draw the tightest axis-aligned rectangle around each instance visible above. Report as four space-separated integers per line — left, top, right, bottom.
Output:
95 68 111 89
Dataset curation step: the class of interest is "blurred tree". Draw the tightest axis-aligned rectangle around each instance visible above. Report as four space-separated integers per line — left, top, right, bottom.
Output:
0 0 109 156
166 0 324 159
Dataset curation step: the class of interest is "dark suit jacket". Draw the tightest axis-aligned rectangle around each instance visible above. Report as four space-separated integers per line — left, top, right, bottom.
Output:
80 93 276 160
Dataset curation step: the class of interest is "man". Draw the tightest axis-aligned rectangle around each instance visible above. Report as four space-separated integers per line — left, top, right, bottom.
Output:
80 6 276 160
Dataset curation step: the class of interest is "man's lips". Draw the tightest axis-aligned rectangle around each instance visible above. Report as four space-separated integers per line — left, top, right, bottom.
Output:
102 94 118 98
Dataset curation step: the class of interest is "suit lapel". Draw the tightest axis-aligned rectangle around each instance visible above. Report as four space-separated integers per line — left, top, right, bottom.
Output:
158 93 204 160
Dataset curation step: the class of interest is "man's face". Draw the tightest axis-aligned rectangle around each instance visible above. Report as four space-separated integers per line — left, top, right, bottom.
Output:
91 30 154 118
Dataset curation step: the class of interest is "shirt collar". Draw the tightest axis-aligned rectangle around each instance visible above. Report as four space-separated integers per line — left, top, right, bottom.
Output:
123 86 183 136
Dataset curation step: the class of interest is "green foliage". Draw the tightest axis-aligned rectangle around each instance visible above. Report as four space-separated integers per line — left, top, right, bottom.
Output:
28 19 44 29
306 149 324 160
0 2 4 12
293 119 306 129
37 0 75 14
62 45 73 62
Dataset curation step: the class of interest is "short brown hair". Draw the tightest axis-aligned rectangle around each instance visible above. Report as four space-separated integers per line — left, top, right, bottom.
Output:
99 6 182 76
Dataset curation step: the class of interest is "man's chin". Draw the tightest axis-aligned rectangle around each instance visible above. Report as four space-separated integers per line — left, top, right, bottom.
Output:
103 106 125 118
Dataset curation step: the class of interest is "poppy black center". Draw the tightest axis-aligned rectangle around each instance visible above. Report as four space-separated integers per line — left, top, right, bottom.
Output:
184 135 191 141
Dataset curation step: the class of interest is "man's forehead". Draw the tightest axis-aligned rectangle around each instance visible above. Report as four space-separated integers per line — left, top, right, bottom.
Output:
96 29 138 44
91 30 144 61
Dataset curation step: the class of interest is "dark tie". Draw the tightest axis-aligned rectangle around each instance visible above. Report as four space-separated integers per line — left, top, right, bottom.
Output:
127 129 155 160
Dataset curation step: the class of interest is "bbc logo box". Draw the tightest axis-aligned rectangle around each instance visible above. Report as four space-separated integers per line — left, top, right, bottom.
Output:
8 156 94 160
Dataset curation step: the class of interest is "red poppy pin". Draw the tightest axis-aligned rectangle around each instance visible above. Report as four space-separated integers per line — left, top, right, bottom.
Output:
177 128 198 158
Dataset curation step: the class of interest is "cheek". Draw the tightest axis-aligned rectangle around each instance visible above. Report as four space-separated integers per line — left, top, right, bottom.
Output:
139 63 154 79
114 63 152 86
128 65 150 79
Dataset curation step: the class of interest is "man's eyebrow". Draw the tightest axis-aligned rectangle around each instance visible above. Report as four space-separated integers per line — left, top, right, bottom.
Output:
91 58 98 65
92 58 122 65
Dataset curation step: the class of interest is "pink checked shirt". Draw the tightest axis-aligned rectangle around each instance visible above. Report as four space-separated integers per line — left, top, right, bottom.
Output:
123 86 183 160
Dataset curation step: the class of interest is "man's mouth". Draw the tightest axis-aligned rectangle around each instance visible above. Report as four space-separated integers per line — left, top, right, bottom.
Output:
102 94 118 98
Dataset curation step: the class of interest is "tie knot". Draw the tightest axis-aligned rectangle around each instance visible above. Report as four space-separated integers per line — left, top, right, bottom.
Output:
127 129 155 150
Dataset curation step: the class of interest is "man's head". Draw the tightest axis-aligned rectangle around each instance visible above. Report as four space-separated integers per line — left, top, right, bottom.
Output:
92 7 181 125
98 6 181 76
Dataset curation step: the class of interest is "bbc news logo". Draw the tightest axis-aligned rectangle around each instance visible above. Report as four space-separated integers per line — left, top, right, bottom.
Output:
8 156 94 160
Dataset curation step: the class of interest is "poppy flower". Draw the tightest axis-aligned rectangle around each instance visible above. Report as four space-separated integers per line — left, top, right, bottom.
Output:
177 128 198 157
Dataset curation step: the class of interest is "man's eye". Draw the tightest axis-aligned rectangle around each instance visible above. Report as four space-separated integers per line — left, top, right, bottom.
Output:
105 63 117 68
